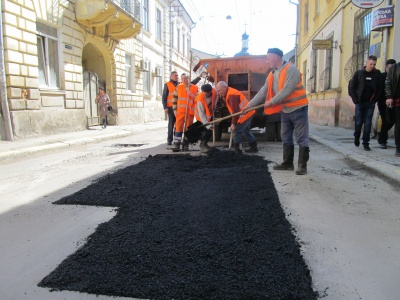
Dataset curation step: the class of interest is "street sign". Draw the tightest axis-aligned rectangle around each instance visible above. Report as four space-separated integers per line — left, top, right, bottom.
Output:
312 39 332 50
351 0 384 8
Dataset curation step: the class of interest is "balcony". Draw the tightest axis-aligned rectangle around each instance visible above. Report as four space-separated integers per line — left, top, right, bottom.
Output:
76 0 142 40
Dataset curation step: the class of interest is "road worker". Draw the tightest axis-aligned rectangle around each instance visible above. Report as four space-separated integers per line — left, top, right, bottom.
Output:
194 84 219 153
172 73 199 152
246 48 309 175
216 81 258 154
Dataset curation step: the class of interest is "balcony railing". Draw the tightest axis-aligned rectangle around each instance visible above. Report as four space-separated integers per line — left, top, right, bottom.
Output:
113 0 141 21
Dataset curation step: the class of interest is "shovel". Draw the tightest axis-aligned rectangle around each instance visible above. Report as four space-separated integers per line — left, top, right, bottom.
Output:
184 104 265 144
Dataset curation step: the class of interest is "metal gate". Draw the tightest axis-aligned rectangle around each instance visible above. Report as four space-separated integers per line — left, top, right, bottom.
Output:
83 72 99 127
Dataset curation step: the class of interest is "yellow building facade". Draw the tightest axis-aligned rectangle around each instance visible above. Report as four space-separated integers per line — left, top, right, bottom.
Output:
297 0 398 128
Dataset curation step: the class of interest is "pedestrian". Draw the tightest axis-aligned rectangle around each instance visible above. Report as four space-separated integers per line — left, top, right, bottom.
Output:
245 48 309 175
216 81 258 154
385 61 400 157
172 73 199 152
162 71 179 145
162 71 203 145
348 55 383 151
377 59 396 149
194 83 219 153
96 87 110 129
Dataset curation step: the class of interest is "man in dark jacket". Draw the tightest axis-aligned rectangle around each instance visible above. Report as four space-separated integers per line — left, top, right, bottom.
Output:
377 59 396 149
385 61 400 157
348 55 383 151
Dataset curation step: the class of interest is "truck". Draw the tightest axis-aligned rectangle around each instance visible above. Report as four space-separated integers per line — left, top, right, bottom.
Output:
193 55 281 142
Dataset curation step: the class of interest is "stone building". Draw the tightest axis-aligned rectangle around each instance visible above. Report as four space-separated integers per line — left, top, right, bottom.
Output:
0 0 194 140
296 0 398 128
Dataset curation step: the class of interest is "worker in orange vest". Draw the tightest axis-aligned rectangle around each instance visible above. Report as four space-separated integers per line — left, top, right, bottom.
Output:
162 71 202 146
216 81 258 154
172 73 199 152
194 83 219 153
245 48 309 175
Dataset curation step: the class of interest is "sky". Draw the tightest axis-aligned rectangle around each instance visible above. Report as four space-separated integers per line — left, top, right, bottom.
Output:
180 0 299 58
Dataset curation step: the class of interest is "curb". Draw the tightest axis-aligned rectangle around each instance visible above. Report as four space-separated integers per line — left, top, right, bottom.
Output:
310 134 400 184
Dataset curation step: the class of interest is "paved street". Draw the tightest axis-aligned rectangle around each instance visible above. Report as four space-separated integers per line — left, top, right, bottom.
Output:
0 121 399 300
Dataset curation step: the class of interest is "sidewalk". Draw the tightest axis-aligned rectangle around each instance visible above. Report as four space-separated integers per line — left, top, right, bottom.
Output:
1 122 399 183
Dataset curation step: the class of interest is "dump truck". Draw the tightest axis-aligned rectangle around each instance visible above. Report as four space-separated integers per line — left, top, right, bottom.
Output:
193 55 281 141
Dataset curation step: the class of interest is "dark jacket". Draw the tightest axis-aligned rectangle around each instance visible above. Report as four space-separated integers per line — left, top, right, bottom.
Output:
348 67 383 104
385 62 400 99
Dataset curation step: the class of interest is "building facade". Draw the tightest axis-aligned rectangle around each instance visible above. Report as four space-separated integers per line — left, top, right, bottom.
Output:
297 0 398 128
0 0 194 140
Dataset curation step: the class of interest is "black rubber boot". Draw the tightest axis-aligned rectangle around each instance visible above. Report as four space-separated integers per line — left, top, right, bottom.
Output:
182 138 189 151
233 143 242 154
102 119 106 129
273 144 295 170
296 146 310 175
244 141 258 153
172 142 181 152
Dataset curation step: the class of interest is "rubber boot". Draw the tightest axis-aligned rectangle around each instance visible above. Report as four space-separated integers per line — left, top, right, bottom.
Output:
233 143 242 154
296 146 310 175
273 144 295 170
172 142 181 152
200 141 211 153
244 141 258 153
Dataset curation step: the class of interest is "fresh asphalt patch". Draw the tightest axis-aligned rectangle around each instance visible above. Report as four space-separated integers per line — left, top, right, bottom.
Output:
38 149 317 299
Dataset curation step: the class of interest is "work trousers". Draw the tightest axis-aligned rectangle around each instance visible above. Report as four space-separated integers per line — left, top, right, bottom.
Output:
280 106 309 147
174 112 194 143
377 102 395 145
354 102 375 145
394 106 400 149
234 115 256 144
167 106 176 144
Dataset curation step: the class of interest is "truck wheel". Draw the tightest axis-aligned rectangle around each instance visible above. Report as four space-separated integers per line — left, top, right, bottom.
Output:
276 122 282 142
265 122 276 141
214 125 223 141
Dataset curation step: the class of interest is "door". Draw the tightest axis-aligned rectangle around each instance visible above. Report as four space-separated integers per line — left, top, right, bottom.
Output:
83 72 99 126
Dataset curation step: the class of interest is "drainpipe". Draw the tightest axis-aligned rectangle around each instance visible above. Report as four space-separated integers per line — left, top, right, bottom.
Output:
381 0 391 70
0 0 13 141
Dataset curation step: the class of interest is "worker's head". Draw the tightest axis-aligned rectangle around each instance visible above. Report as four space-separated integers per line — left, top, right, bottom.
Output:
170 71 178 80
385 59 396 72
365 55 377 72
216 81 228 98
201 84 213 97
180 73 189 84
266 48 283 69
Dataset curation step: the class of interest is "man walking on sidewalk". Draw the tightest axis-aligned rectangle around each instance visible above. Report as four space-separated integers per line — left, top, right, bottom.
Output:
245 48 309 175
348 55 383 151
385 61 400 157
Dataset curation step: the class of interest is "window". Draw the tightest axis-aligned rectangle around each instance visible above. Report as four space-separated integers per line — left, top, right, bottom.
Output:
37 22 60 88
125 54 135 92
157 76 163 96
182 34 185 55
322 35 334 90
304 3 309 33
170 23 174 48
143 62 151 94
177 28 180 52
143 0 149 31
156 8 162 40
315 0 320 16
187 38 190 58
352 9 372 70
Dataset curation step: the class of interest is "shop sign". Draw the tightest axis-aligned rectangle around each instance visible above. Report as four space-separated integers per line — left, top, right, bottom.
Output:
351 0 384 8
371 6 394 30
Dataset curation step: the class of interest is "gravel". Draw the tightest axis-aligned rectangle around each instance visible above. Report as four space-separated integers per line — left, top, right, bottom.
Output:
38 149 317 299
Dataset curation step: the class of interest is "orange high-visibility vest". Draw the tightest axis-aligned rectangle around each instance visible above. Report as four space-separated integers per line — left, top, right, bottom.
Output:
194 89 217 123
225 87 255 124
265 63 308 115
166 81 176 107
176 84 198 115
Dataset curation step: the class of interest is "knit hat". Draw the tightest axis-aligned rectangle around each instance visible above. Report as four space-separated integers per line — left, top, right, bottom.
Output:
386 59 396 65
201 84 212 93
267 48 283 57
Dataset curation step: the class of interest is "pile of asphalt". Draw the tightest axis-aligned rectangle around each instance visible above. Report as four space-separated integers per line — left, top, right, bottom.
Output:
39 149 317 299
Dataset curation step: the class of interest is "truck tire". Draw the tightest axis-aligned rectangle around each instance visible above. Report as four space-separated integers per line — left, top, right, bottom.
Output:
265 122 276 141
276 122 282 142
214 125 223 141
